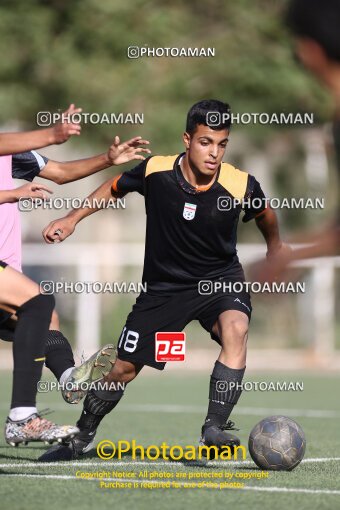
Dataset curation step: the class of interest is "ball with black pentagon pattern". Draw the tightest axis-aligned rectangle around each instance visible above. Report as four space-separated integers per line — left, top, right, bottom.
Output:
248 415 306 471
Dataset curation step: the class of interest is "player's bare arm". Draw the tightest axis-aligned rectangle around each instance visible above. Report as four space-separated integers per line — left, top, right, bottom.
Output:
285 223 340 258
255 206 291 257
39 136 151 184
250 207 292 283
0 104 81 155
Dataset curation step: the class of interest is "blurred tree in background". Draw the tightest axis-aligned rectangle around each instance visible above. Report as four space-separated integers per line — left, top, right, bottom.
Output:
0 0 331 150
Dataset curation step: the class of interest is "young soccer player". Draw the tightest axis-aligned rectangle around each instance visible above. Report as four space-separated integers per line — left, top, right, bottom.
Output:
40 99 288 460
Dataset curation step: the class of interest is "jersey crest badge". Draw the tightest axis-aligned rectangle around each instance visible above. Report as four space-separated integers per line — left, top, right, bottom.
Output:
183 202 197 221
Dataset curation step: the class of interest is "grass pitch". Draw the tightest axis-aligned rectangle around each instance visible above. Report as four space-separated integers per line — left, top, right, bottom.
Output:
0 369 339 510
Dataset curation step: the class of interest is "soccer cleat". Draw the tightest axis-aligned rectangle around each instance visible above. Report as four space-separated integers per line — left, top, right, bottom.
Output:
62 344 117 404
5 412 79 447
199 420 240 458
38 428 96 461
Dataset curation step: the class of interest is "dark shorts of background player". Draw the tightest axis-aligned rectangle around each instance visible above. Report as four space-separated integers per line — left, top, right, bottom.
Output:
117 282 252 370
0 261 15 338
0 260 8 271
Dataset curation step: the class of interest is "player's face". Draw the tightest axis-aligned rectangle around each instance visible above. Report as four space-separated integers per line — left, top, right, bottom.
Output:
184 124 229 176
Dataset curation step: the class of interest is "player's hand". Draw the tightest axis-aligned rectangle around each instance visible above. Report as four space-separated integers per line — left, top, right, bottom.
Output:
50 104 82 144
14 183 53 202
249 242 293 284
42 217 76 244
266 241 292 261
106 136 151 165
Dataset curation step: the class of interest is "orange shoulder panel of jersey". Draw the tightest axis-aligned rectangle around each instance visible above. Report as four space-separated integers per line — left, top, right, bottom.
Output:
218 163 249 200
145 155 179 177
111 173 122 193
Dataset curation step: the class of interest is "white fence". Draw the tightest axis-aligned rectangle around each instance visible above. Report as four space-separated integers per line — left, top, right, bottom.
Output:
21 243 340 369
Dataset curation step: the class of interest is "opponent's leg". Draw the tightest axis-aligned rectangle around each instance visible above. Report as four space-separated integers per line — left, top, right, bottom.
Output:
0 299 116 405
45 327 116 404
200 310 249 452
0 264 78 445
0 266 54 416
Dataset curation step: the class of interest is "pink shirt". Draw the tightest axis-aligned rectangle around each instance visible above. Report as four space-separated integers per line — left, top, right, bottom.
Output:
0 155 22 271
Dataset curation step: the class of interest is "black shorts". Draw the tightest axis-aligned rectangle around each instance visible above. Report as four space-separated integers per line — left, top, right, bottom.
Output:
0 261 12 329
117 282 252 370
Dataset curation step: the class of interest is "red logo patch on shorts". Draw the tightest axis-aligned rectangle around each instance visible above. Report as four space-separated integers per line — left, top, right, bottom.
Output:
155 332 186 362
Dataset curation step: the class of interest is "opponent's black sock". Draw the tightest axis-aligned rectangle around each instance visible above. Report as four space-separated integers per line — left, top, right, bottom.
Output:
76 386 124 435
11 294 55 408
44 330 75 380
0 319 15 342
203 360 245 431
2 325 75 380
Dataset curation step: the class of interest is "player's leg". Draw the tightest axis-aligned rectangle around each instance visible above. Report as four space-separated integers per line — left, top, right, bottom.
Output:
197 290 251 453
73 289 180 447
0 264 54 418
44 308 116 406
0 272 78 399
0 279 116 405
71 288 189 447
204 309 248 428
69 360 144 455
39 289 190 461
0 262 78 445
215 309 249 368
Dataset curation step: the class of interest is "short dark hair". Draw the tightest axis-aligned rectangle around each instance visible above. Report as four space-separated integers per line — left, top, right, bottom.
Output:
186 99 231 135
286 0 340 62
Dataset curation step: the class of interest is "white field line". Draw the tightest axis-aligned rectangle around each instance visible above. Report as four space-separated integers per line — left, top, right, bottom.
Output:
1 473 340 495
121 404 340 419
0 457 339 469
0 403 338 418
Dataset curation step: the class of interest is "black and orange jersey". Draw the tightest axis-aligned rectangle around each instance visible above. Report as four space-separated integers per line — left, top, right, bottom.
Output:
112 153 267 286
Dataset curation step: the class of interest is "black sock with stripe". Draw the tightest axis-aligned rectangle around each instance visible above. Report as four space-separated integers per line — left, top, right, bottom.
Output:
11 294 55 408
76 386 124 435
203 360 245 431
44 330 75 380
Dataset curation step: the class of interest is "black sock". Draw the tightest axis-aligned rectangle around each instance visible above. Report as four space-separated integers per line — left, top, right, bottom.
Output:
1 324 75 380
44 330 75 380
11 294 55 408
0 318 15 342
77 386 124 434
203 360 245 431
